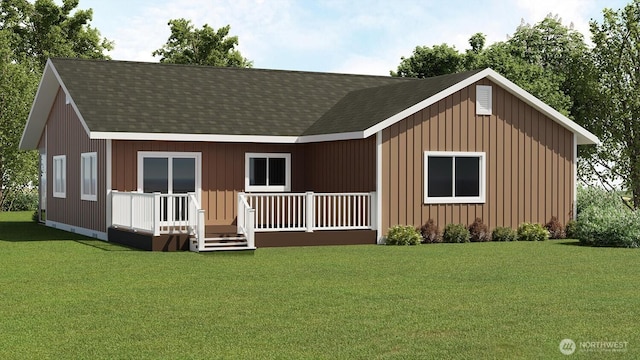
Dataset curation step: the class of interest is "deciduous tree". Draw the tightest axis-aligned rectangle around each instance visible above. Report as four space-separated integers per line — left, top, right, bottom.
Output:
0 0 112 210
588 0 640 207
152 18 252 67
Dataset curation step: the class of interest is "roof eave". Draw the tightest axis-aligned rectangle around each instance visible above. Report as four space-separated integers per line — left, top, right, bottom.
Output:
19 59 58 150
19 59 91 150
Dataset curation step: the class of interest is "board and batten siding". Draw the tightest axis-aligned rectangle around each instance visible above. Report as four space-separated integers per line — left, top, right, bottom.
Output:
381 79 574 233
45 87 107 233
304 137 376 193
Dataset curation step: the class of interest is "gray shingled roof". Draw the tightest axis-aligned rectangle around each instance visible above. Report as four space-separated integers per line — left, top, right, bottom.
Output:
51 58 482 136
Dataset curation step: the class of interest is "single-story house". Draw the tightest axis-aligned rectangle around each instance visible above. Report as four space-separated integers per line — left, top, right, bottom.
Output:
20 58 599 251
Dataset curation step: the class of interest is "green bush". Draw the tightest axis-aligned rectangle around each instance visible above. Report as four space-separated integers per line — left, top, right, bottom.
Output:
442 223 470 243
576 206 640 248
1 189 39 211
577 186 626 215
491 226 517 242
419 219 441 243
385 225 422 245
517 223 548 241
468 218 490 242
564 219 578 239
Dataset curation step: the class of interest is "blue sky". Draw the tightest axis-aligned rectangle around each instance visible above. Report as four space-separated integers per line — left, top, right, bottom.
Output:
70 0 629 75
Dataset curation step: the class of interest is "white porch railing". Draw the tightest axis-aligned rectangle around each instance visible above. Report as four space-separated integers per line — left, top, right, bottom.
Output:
240 192 376 233
237 195 256 249
111 191 204 245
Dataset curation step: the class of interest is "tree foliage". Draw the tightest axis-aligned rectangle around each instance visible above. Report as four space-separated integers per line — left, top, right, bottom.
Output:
152 18 252 67
588 0 640 207
391 43 462 78
0 0 111 210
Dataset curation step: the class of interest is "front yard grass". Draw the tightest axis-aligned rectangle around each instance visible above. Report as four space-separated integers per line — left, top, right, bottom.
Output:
1 211 638 359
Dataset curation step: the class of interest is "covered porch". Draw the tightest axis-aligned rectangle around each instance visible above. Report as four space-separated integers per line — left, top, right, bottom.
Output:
109 191 378 251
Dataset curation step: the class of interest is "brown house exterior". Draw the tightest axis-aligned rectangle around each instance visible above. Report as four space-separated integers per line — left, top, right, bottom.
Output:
20 58 598 250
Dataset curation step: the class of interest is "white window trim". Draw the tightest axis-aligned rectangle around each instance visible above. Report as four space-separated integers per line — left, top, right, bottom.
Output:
424 151 486 204
136 151 202 202
476 85 492 115
52 155 66 198
245 153 291 192
81 152 98 201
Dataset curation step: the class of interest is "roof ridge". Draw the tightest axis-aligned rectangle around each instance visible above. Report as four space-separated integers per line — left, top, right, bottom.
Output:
49 57 418 82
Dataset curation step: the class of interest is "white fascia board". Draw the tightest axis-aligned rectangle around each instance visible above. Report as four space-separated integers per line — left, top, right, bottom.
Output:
296 131 363 143
90 130 366 144
362 68 600 146
91 131 300 143
19 60 91 150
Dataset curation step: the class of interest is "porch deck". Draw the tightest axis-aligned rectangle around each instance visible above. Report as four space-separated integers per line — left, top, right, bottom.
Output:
108 225 376 251
110 191 377 251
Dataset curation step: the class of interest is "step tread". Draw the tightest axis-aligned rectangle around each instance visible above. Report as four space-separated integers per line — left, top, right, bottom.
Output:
202 241 248 247
198 246 256 252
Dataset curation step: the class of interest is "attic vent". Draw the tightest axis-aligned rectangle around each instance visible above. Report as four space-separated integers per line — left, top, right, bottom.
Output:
476 85 492 115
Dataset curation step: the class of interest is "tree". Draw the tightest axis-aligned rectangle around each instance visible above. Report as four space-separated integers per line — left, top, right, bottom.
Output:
0 0 112 210
0 30 38 210
588 0 640 207
391 44 462 78
152 18 252 67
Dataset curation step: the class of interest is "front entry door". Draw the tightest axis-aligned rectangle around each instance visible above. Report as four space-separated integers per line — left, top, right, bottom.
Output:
138 152 201 224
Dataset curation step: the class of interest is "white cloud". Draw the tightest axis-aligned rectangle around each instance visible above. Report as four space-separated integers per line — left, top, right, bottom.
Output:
83 0 630 74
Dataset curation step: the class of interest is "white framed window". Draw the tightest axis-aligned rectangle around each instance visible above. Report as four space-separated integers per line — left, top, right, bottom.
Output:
424 151 486 204
81 152 98 201
245 153 291 192
476 85 492 115
53 155 66 198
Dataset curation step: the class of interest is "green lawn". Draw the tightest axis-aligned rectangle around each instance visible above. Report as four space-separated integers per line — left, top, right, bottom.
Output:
1 211 638 359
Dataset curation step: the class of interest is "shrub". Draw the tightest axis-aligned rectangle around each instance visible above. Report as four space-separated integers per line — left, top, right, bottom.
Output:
577 186 626 216
1 189 38 211
564 219 578 239
385 225 422 245
491 226 517 242
517 223 549 241
442 223 470 243
576 206 640 248
468 218 490 242
420 219 441 243
544 216 565 239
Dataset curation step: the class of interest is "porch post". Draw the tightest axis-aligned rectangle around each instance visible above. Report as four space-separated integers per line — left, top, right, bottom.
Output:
247 208 256 248
369 191 377 230
237 192 245 235
153 192 161 236
197 209 205 251
305 191 314 232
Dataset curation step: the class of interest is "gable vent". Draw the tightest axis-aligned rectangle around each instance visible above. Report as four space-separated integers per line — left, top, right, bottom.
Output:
476 85 492 115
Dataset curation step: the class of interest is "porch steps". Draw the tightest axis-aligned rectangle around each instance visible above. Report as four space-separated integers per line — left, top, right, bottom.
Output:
190 232 256 252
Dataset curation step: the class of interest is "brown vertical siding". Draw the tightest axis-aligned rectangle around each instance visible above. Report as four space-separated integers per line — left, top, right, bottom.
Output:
46 88 107 233
111 138 374 226
303 137 375 193
381 79 574 233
